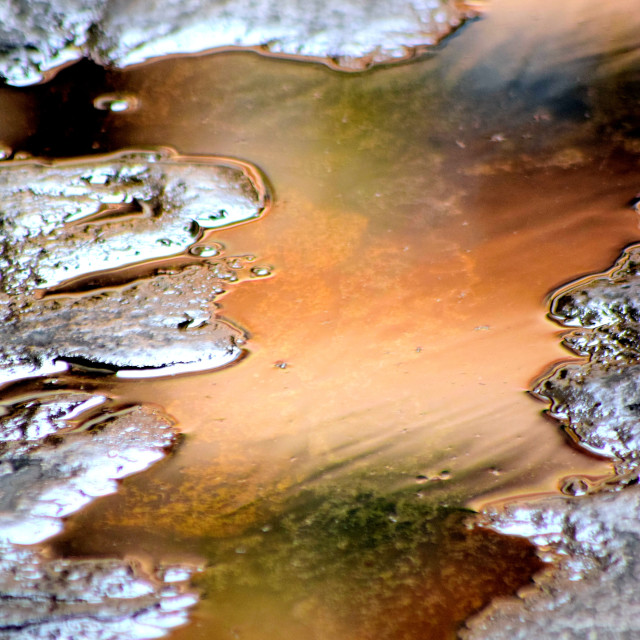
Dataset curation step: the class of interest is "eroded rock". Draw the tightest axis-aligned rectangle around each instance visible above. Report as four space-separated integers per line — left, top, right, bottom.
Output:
535 245 640 466
0 148 267 296
0 392 196 639
0 0 480 85
462 485 640 639
0 391 178 544
0 263 249 384
0 544 197 640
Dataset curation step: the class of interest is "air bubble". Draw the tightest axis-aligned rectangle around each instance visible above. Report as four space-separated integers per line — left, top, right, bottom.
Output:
93 93 139 112
189 243 224 258
560 476 590 496
251 266 272 278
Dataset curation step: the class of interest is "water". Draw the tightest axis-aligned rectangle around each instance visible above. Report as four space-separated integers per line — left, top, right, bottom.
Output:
0 0 638 637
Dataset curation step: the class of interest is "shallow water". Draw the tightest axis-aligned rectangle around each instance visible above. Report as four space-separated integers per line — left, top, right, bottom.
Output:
1 0 639 637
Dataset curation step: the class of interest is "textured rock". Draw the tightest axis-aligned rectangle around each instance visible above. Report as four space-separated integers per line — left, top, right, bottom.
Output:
0 392 178 544
0 392 196 639
463 243 640 639
0 0 479 85
0 148 267 296
0 544 197 640
462 484 640 640
535 245 640 467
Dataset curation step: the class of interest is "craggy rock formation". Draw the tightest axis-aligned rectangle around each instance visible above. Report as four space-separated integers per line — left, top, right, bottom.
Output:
537 246 640 468
0 392 197 639
0 548 196 640
0 147 271 635
0 149 267 296
0 264 249 384
463 244 640 639
0 148 270 384
0 0 480 85
0 392 178 544
462 485 640 639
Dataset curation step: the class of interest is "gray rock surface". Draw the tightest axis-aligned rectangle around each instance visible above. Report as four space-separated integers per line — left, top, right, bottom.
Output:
462 484 640 640
0 392 177 544
0 392 196 639
463 243 640 639
536 245 640 466
0 149 267 296
0 264 248 384
0 545 197 639
0 0 478 85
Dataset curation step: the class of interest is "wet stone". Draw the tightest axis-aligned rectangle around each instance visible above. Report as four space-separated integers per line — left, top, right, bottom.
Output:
0 264 247 384
0 543 196 640
0 392 178 544
0 0 480 85
535 245 640 466
462 484 640 640
0 148 267 297
0 392 196 639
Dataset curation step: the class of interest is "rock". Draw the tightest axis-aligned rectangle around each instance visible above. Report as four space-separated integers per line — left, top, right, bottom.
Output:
462 484 640 640
0 391 197 639
0 0 480 85
0 148 268 296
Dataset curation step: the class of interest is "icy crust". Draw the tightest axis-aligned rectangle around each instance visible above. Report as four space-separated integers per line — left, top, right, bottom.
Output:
0 264 248 384
0 545 197 640
0 0 479 85
0 392 196 639
535 245 640 466
462 485 640 640
0 149 267 296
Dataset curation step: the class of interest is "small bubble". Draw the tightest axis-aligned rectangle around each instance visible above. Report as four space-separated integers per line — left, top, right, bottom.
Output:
189 243 224 258
438 470 452 480
415 475 429 484
261 524 272 533
235 546 247 554
274 361 288 369
0 143 12 160
488 467 501 476
250 266 272 277
93 93 139 112
560 476 589 496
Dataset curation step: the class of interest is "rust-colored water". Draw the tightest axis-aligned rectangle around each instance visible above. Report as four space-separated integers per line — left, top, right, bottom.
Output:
2 0 639 637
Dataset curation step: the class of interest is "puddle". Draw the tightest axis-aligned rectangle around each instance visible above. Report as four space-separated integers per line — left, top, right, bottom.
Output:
0 0 639 637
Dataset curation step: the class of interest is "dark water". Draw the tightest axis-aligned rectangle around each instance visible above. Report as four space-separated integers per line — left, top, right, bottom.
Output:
0 0 639 637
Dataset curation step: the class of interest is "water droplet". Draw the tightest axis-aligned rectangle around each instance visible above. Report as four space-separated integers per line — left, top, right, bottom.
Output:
189 243 224 258
274 361 288 369
488 467 502 476
93 93 139 112
0 144 12 160
250 266 272 278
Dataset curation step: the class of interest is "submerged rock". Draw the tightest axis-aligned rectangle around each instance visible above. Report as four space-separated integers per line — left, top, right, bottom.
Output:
0 148 267 296
0 0 480 85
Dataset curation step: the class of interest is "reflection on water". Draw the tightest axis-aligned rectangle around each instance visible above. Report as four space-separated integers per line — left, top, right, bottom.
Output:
1 0 639 637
